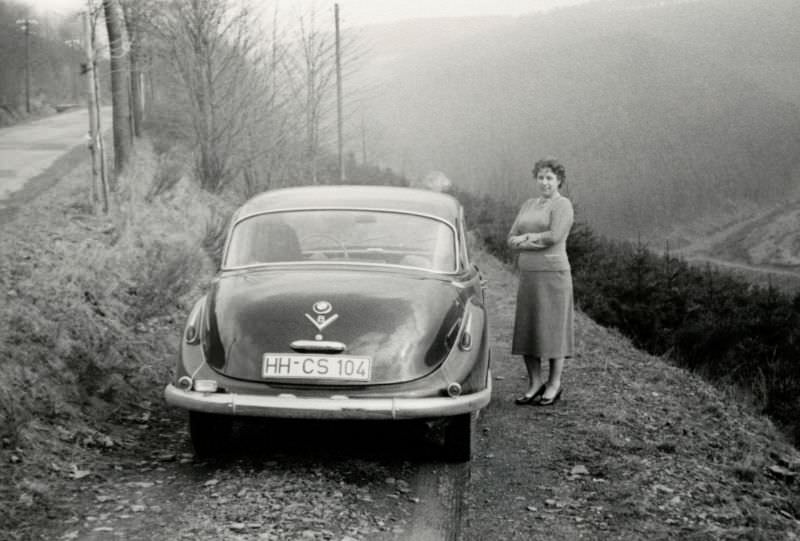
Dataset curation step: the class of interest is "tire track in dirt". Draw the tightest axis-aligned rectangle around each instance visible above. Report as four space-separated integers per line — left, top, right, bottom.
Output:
403 461 468 540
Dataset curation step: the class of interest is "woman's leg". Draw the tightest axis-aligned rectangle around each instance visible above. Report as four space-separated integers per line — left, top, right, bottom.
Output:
543 357 564 399
523 355 543 396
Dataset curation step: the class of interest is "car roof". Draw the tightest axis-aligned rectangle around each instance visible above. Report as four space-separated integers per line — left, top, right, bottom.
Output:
236 185 461 224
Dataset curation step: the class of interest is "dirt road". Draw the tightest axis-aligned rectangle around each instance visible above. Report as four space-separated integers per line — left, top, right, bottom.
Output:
40 412 468 540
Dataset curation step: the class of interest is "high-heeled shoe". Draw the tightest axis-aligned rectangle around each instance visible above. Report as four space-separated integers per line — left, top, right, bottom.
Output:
537 387 562 406
514 384 546 405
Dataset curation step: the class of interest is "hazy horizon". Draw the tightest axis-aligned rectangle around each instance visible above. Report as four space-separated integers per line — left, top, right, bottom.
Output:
355 0 800 240
22 0 592 26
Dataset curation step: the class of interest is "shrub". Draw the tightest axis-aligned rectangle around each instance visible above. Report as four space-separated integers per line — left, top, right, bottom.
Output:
202 210 230 269
126 240 204 323
449 187 517 262
0 367 31 445
146 152 184 202
142 104 187 156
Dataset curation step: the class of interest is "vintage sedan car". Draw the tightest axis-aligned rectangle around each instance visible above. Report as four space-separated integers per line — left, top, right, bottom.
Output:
164 185 491 461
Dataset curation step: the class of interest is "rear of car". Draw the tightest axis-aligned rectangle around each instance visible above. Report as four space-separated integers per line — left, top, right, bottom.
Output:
165 186 491 461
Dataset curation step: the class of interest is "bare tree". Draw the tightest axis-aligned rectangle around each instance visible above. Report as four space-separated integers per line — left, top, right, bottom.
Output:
140 0 364 194
280 2 368 185
281 5 337 184
102 0 133 176
0 2 28 113
0 2 90 117
84 1 109 212
149 0 286 193
120 0 154 137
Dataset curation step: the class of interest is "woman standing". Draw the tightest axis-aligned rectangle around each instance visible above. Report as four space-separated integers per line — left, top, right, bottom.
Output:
508 157 574 406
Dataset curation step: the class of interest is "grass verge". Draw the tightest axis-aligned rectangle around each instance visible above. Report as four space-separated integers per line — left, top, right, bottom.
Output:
0 139 231 535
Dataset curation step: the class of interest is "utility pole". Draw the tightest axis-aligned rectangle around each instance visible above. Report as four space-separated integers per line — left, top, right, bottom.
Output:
334 3 345 182
15 18 38 114
24 20 30 113
361 115 367 164
65 39 82 103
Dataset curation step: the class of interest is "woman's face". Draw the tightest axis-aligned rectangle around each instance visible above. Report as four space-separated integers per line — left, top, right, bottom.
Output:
536 167 560 198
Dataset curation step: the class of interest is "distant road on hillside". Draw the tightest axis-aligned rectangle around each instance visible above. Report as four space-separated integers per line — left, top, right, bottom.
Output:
674 204 800 293
0 106 112 201
681 253 800 280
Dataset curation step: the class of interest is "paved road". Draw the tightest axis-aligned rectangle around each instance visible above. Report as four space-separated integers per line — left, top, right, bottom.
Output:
0 106 111 200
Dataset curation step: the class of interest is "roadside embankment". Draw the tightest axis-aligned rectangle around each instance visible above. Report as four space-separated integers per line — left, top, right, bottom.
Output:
464 249 800 540
0 140 227 536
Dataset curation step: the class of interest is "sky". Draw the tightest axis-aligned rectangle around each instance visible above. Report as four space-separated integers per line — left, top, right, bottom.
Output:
23 0 589 26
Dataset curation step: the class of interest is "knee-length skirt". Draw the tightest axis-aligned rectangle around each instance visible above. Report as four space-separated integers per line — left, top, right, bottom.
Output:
512 270 574 358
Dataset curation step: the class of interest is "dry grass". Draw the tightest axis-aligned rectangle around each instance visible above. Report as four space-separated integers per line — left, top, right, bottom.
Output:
202 208 231 268
146 151 185 202
0 139 233 532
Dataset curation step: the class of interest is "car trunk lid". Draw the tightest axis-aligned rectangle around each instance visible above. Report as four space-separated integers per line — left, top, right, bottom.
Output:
204 267 464 386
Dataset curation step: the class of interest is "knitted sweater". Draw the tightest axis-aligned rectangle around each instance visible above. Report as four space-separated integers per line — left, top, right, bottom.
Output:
508 195 574 271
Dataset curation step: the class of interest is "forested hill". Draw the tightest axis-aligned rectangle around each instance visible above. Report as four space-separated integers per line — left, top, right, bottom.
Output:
358 0 800 240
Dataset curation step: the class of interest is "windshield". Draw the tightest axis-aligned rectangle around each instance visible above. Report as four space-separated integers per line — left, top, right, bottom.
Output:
224 209 458 272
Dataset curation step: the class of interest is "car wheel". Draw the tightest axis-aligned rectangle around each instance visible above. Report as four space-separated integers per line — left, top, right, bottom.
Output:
444 412 473 462
189 411 233 458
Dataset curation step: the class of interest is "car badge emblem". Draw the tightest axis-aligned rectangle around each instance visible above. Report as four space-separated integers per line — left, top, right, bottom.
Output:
306 301 338 332
313 301 332 315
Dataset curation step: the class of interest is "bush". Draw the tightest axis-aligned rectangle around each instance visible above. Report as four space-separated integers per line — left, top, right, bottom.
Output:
146 152 185 202
142 105 187 156
449 187 517 263
126 240 204 323
202 210 230 269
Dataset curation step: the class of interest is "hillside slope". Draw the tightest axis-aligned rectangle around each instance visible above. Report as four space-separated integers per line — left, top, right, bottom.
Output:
465 248 800 539
358 0 800 240
665 197 800 292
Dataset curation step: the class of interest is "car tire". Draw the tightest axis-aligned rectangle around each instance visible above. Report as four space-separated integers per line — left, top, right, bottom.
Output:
444 412 473 462
189 411 233 458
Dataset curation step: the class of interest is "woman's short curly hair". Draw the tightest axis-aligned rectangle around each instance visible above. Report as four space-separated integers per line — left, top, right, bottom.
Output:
532 157 566 187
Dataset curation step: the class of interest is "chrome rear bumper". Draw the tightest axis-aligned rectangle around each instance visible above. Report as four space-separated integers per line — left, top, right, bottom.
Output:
164 378 491 420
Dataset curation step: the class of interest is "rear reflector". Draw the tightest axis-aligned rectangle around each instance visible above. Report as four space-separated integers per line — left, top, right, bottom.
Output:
447 382 462 397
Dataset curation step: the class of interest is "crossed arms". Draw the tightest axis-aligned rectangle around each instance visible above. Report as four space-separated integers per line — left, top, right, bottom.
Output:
507 198 574 252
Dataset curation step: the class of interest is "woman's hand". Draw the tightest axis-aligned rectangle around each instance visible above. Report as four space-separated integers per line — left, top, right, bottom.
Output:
509 234 526 248
510 233 545 249
521 233 546 249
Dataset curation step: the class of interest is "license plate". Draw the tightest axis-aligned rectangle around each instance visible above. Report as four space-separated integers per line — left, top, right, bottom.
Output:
262 354 372 381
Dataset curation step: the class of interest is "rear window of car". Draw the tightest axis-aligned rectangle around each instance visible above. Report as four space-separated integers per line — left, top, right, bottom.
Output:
223 210 458 272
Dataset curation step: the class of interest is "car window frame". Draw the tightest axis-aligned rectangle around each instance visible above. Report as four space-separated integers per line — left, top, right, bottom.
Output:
221 206 462 275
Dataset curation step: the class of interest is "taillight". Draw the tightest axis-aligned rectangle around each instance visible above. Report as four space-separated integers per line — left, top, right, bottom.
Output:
184 298 204 345
458 311 473 351
444 318 462 350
